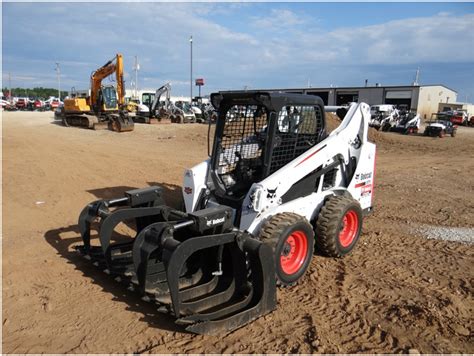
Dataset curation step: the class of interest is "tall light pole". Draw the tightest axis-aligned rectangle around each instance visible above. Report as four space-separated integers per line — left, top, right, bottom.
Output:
55 62 61 100
133 55 140 98
8 72 12 100
190 35 193 103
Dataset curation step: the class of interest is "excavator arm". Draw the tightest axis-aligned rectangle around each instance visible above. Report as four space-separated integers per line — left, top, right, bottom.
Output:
90 54 125 110
150 82 171 113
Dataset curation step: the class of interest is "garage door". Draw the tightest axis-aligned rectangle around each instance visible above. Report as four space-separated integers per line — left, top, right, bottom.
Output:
385 91 412 99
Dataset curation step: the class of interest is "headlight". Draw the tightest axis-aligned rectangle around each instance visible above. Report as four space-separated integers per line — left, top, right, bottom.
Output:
248 187 264 212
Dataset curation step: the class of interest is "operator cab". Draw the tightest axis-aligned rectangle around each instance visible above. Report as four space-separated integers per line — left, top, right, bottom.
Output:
98 85 118 111
208 91 326 208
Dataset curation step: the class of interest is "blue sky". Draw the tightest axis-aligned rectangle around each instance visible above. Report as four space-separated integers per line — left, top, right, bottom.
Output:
2 2 474 101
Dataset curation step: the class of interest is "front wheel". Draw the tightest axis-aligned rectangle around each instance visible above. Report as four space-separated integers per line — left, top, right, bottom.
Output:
451 129 457 137
260 213 314 286
315 195 363 257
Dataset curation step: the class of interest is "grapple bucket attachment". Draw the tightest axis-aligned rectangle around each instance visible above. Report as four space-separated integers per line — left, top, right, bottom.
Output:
166 233 276 334
76 190 277 334
130 222 277 334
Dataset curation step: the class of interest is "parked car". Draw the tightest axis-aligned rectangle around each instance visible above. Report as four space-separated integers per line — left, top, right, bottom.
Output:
15 98 28 110
50 99 61 109
448 110 468 125
424 114 457 138
33 99 45 111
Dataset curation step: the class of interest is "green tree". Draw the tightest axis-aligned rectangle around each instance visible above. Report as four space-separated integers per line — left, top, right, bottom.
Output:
2 87 68 100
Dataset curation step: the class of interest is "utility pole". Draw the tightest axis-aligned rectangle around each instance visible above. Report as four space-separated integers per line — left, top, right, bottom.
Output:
190 35 193 103
8 72 12 100
413 67 420 86
55 62 61 100
133 55 140 98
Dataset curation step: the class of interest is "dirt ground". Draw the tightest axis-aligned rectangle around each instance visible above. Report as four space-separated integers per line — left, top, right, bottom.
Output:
2 111 473 353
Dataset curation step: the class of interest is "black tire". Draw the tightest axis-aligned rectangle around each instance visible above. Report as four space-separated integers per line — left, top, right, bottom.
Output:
260 213 314 286
315 195 363 257
451 129 456 137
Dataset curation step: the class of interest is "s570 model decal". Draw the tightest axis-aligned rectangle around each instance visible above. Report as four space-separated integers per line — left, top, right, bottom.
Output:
355 172 372 181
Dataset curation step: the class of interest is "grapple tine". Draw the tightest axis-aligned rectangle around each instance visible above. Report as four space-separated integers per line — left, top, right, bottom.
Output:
78 200 104 250
160 232 276 334
182 237 277 335
178 274 219 301
132 222 172 294
162 232 237 317
77 186 166 259
98 206 167 255
180 278 236 315
176 285 253 324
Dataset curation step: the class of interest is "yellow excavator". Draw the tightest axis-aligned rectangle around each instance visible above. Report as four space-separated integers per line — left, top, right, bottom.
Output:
59 54 134 132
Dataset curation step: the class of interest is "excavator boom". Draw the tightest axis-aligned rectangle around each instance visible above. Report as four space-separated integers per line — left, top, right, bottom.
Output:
90 54 125 109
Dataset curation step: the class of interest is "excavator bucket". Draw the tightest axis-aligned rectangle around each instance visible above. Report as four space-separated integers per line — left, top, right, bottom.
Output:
76 186 277 334
109 113 135 132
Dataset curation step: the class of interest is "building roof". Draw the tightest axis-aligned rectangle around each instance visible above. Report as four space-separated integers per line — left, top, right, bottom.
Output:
255 84 457 93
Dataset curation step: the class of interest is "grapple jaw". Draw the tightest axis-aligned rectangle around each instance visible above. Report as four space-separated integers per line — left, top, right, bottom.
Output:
157 230 276 334
76 188 277 334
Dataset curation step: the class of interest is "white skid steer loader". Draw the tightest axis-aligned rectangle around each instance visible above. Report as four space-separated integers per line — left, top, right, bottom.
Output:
76 91 376 334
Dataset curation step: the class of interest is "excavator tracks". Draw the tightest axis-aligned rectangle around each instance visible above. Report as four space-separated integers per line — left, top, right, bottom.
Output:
62 114 107 130
61 113 134 132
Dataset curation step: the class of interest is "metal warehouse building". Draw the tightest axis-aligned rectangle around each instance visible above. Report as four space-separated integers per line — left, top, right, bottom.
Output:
267 84 457 120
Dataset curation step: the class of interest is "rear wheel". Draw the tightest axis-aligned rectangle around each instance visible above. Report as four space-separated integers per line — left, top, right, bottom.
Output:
260 213 314 286
405 127 415 135
451 129 457 137
315 195 363 257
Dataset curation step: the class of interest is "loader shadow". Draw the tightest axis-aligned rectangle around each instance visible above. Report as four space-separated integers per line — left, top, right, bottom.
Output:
43 181 190 334
44 225 182 333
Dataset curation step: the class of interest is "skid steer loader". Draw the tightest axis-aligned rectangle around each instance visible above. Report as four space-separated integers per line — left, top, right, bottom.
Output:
75 91 376 334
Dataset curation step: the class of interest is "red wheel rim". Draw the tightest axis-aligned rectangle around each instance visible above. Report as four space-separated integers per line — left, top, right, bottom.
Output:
280 230 308 275
339 210 359 247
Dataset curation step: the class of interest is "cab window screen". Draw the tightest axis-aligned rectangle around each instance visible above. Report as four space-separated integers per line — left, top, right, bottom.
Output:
270 105 324 173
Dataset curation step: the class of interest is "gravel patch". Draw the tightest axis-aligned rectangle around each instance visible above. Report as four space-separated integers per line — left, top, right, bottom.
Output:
414 225 474 244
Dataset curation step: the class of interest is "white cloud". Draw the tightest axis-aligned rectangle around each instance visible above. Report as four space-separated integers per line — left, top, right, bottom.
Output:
264 12 474 66
252 9 307 30
2 3 473 97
